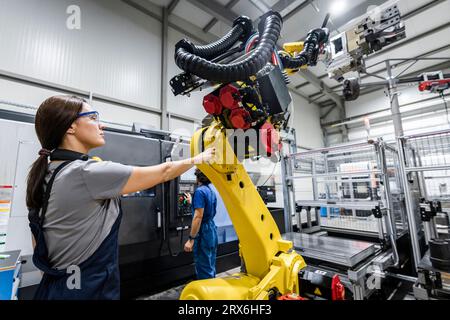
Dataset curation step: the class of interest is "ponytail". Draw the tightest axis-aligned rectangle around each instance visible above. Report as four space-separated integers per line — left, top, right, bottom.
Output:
26 154 50 209
26 95 85 209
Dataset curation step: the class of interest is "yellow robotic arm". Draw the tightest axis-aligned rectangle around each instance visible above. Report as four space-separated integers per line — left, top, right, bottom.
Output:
181 123 305 300
170 10 329 300
279 42 307 75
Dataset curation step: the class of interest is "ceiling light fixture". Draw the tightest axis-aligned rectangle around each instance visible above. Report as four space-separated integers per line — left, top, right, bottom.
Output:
330 0 347 17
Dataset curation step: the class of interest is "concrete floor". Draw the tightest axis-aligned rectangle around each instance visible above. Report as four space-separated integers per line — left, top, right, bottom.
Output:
136 266 417 300
136 267 241 300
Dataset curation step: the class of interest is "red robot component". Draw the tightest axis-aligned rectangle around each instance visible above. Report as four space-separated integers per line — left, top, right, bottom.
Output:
278 293 306 300
229 108 251 130
331 275 346 300
418 79 450 93
260 122 282 155
219 84 241 109
203 94 223 115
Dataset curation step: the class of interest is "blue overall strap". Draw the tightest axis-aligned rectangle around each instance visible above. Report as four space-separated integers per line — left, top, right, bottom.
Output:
28 161 72 276
28 161 72 229
39 161 72 226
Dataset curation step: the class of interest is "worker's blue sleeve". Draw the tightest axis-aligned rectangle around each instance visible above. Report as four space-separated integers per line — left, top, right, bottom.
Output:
192 189 206 210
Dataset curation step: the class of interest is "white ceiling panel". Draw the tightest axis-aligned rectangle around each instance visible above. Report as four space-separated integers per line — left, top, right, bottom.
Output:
209 20 234 37
231 0 261 20
316 96 333 104
322 76 340 88
308 62 328 77
172 1 215 29
216 0 230 6
397 0 445 18
147 0 173 7
281 0 367 41
297 83 322 96
264 0 280 7
289 74 309 87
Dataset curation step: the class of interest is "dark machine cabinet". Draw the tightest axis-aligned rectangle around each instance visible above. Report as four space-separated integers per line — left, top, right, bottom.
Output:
90 131 163 247
268 208 286 234
90 130 239 299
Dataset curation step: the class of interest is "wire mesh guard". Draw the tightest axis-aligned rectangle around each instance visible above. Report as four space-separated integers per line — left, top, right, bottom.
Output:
290 141 405 235
403 129 450 202
385 144 408 235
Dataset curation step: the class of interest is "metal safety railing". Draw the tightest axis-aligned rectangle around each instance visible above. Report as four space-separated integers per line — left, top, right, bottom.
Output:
399 129 450 248
286 140 407 253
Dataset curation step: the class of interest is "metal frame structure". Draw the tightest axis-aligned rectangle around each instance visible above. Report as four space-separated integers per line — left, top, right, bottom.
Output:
396 129 450 299
399 129 450 240
279 137 410 299
320 58 450 271
308 1 449 96
289 57 450 300
285 140 407 248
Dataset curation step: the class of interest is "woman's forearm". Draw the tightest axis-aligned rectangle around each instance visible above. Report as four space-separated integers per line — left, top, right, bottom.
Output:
121 147 214 195
122 157 196 195
161 158 195 183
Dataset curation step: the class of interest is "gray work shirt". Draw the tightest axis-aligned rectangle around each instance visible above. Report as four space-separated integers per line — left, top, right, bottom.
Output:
42 159 133 269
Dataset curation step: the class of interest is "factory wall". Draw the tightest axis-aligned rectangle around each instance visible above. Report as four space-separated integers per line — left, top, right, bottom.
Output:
289 92 324 149
343 84 450 143
0 0 163 106
277 92 324 208
0 76 161 131
0 0 162 130
321 104 344 146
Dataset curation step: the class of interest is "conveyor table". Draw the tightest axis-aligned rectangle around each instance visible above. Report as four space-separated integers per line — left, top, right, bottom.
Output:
283 232 376 268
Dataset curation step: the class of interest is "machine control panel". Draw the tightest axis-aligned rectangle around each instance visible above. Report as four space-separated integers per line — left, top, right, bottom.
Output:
178 182 195 216
257 186 276 204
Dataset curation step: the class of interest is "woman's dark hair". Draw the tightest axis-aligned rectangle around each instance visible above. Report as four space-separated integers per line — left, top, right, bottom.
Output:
26 95 86 209
195 169 211 185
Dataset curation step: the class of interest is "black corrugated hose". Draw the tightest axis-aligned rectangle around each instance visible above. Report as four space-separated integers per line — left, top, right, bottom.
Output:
174 12 283 83
178 16 253 61
280 28 329 69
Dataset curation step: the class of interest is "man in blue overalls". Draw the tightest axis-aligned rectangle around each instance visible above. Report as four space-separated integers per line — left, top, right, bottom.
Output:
184 169 218 279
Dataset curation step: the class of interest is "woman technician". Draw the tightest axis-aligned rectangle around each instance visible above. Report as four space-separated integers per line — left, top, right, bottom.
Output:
26 95 214 300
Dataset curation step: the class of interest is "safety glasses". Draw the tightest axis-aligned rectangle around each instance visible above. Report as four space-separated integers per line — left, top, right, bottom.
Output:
77 111 100 123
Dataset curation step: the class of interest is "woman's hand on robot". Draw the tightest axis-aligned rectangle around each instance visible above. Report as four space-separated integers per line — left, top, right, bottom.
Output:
193 147 216 164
